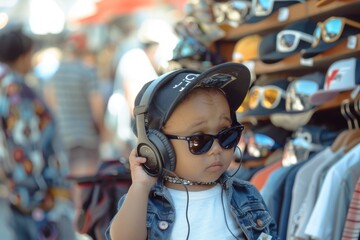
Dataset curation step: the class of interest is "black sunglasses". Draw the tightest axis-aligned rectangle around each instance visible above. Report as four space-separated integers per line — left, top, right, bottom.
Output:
165 125 244 155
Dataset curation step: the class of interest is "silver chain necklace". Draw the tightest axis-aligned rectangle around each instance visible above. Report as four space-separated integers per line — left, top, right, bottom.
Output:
164 175 218 186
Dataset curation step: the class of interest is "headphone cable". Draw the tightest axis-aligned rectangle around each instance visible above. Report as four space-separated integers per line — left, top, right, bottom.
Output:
229 146 243 179
164 169 191 240
221 146 243 239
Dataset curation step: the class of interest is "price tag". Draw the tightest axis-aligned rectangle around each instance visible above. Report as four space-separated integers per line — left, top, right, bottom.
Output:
277 7 289 22
300 57 313 67
347 35 357 49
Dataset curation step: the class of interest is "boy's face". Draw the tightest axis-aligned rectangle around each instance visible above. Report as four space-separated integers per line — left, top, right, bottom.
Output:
163 88 235 184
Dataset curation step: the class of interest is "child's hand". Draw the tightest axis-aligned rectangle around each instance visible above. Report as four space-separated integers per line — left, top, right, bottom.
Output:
128 148 157 189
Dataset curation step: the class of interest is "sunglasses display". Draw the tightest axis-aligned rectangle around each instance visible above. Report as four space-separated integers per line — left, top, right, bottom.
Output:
252 0 304 17
166 125 244 155
282 137 324 166
248 86 286 110
172 36 207 60
286 80 320 112
312 17 360 47
276 30 315 52
238 131 280 158
212 0 252 27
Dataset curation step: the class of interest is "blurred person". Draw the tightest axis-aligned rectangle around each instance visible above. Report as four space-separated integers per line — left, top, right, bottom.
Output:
110 17 178 154
43 32 110 229
96 41 117 105
117 39 160 114
0 26 76 239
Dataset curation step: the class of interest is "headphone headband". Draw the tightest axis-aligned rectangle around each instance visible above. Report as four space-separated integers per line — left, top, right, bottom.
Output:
134 68 191 176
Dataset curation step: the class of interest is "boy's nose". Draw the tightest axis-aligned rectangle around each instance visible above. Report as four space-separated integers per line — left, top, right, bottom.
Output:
209 138 223 154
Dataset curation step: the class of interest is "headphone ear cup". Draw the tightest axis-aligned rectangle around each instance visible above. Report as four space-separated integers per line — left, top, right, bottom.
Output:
147 129 176 173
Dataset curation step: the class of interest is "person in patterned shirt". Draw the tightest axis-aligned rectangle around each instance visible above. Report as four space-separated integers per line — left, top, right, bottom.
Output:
0 25 76 239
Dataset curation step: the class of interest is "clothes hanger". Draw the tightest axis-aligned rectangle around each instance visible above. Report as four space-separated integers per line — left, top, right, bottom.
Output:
331 99 353 152
344 98 360 152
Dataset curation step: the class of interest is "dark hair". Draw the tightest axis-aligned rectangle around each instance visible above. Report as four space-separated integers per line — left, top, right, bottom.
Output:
0 27 33 64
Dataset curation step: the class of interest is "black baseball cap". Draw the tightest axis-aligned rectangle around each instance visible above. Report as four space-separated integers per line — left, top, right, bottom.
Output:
133 62 251 135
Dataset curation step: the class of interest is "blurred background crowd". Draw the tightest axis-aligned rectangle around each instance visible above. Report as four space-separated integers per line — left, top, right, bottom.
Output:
2 0 188 158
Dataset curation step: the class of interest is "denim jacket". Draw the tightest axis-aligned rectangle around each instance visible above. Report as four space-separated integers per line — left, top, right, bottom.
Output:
106 173 278 240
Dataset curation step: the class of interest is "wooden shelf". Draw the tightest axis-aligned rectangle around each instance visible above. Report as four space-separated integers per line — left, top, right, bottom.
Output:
222 0 360 40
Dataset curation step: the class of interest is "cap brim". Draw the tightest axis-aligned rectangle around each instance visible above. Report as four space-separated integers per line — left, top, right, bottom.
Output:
270 109 316 131
161 62 251 126
301 39 341 59
308 89 341 106
196 62 250 109
260 51 296 64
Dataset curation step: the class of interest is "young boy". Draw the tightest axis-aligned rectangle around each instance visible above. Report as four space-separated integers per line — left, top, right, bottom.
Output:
106 62 278 240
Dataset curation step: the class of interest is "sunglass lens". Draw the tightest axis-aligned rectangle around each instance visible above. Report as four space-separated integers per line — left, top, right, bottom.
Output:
248 133 278 157
279 33 296 51
249 89 260 109
287 81 318 111
256 0 270 12
254 134 275 147
237 92 249 113
189 135 213 154
314 25 321 39
294 81 318 95
324 18 342 42
312 25 321 47
218 127 241 149
263 88 280 109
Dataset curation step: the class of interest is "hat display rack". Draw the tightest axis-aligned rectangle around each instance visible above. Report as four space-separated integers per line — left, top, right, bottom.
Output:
212 0 360 129
169 0 360 137
169 2 360 237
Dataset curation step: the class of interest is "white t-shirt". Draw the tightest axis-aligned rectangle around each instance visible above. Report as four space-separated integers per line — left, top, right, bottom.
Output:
167 184 243 240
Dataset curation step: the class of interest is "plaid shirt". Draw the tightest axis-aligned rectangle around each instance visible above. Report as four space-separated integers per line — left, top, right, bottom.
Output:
342 177 360 240
0 64 69 213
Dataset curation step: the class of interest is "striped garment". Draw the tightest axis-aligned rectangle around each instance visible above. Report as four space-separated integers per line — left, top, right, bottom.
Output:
342 177 360 240
48 60 100 149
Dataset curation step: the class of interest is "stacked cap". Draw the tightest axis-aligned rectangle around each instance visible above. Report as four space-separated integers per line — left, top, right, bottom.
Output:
309 57 360 105
232 34 262 63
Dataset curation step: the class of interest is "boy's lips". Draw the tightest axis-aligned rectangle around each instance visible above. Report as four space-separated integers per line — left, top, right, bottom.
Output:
207 162 223 170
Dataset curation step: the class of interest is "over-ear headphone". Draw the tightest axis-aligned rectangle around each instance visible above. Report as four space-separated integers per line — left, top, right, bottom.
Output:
133 69 191 177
